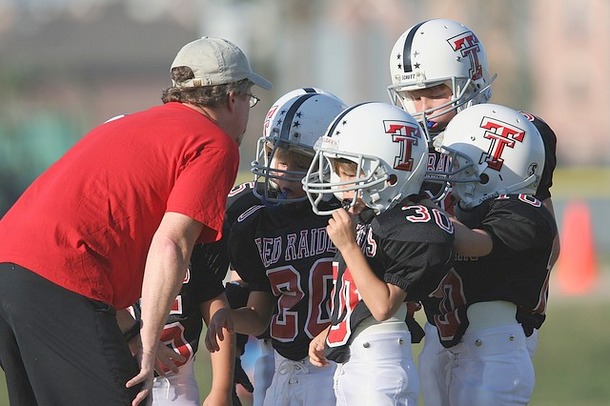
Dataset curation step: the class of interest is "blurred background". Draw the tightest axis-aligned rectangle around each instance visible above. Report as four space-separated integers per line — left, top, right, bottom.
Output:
0 0 608 405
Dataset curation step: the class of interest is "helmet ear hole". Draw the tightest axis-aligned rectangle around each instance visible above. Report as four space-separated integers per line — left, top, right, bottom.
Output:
479 173 489 185
388 174 398 186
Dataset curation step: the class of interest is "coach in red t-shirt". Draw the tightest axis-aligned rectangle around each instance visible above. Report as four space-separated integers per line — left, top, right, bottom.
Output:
0 36 271 405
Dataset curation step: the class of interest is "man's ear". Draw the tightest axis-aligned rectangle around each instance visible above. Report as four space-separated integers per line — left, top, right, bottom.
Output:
226 91 237 112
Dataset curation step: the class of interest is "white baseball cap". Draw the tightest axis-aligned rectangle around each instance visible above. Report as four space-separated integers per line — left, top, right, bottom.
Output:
170 36 272 90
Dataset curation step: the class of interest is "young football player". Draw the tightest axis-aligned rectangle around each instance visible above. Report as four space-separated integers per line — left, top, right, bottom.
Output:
424 103 557 405
205 90 347 406
303 102 455 406
387 18 560 405
388 18 558 246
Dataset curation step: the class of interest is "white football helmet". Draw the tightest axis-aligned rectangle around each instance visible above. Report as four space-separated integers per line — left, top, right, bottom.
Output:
252 88 347 204
388 19 495 141
427 103 545 209
303 102 428 215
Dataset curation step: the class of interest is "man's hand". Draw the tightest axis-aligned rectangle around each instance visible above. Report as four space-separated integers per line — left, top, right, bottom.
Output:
126 349 155 406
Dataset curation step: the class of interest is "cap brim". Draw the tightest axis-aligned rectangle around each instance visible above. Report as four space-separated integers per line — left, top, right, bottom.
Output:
249 72 272 90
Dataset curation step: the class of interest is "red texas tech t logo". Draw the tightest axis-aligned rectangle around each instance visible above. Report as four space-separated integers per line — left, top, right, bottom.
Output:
384 120 421 171
479 116 525 171
448 31 483 81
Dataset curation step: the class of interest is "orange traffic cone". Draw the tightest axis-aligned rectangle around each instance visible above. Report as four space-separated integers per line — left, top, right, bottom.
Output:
556 200 597 295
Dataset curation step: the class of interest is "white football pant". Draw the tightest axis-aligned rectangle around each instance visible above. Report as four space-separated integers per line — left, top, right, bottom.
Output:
334 329 418 406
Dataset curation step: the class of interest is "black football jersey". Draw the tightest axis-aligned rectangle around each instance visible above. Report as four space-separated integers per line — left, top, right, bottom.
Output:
176 182 266 319
196 181 266 287
324 199 455 363
426 194 557 348
228 199 338 361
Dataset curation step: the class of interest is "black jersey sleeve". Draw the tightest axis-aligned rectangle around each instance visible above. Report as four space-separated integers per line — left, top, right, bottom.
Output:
227 210 272 293
187 182 265 304
372 202 455 301
380 237 454 301
190 242 228 303
479 196 555 255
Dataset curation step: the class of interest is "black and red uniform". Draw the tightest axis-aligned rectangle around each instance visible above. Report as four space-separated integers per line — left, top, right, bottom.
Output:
423 194 557 348
227 197 340 361
324 199 455 363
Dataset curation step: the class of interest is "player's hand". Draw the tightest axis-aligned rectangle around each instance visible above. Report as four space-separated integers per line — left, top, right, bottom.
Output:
204 308 234 353
308 330 329 367
154 343 186 375
326 208 357 252
126 349 155 406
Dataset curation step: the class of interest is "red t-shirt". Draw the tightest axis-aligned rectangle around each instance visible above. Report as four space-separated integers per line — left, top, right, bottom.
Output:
0 102 239 309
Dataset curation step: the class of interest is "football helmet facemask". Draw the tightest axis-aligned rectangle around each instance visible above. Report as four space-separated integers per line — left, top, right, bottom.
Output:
303 102 428 215
426 103 545 209
388 18 495 143
252 88 347 204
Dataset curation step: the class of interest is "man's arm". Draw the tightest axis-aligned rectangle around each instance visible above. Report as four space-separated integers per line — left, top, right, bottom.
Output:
126 212 203 405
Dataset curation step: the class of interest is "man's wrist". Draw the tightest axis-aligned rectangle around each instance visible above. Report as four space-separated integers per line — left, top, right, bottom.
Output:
122 319 141 342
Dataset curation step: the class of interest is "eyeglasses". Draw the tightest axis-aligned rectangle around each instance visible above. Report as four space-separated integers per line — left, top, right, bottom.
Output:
247 93 260 108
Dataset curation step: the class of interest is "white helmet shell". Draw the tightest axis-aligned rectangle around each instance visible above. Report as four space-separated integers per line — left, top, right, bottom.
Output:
388 19 493 138
429 103 545 209
252 88 347 204
304 102 428 214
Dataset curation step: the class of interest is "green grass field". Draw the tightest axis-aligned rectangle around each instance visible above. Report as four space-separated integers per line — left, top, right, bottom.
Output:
2 295 609 406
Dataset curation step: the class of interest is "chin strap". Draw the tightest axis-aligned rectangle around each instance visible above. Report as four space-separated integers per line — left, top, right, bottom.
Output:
498 173 538 197
464 172 538 209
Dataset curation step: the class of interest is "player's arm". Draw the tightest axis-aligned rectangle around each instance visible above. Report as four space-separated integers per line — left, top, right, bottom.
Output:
232 291 275 336
201 292 234 406
418 196 493 257
532 116 560 267
451 217 493 257
417 197 493 260
117 306 187 373
116 308 142 355
205 291 274 352
327 208 407 321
